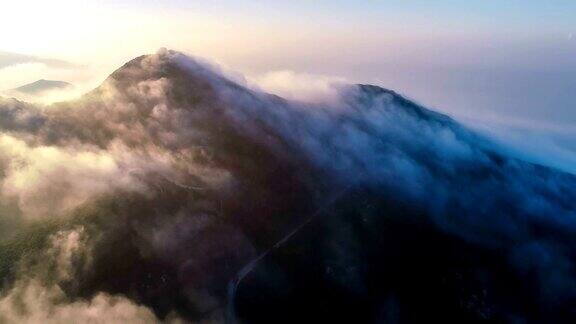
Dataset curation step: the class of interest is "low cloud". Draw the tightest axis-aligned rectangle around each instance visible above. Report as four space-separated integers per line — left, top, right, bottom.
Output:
458 114 576 175
0 228 169 324
249 70 346 105
0 134 145 219
0 280 164 324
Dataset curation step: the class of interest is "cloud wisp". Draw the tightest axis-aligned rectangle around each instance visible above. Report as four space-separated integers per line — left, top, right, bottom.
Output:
0 52 76 70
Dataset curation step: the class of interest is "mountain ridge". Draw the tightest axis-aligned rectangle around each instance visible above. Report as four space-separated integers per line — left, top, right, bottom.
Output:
0 49 575 323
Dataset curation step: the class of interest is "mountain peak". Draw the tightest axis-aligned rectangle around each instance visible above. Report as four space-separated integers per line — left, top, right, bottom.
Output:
107 49 223 83
94 49 230 99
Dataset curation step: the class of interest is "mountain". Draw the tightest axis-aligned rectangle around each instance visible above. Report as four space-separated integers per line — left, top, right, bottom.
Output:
0 49 575 323
10 79 72 95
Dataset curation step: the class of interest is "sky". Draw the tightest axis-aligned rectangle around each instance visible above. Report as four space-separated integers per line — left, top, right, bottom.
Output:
0 0 575 167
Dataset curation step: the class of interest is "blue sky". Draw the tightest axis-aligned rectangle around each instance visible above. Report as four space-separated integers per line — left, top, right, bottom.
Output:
117 0 576 30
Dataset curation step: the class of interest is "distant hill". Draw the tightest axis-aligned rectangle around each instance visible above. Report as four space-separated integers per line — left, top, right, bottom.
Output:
12 79 72 94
